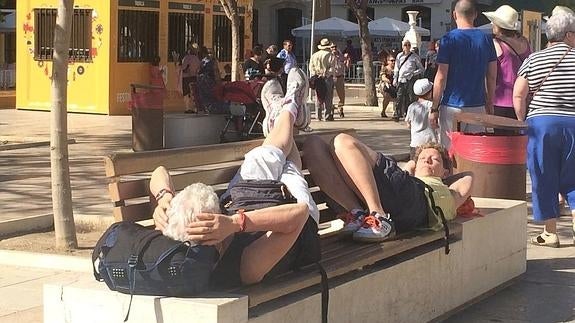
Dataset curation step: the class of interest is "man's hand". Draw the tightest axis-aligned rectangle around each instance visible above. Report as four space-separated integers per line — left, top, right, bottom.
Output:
153 193 173 232
185 213 240 246
429 109 439 129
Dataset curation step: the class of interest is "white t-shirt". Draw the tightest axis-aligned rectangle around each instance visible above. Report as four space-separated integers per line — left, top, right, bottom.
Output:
405 99 438 148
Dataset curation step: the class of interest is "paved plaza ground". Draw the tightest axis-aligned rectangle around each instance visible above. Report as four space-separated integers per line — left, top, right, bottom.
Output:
0 97 574 322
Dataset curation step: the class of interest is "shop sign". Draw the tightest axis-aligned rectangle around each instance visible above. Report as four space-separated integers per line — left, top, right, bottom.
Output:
333 0 442 4
168 2 205 11
118 0 160 9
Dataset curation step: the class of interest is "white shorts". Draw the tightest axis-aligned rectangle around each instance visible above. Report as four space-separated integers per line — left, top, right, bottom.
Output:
240 145 320 223
439 105 486 149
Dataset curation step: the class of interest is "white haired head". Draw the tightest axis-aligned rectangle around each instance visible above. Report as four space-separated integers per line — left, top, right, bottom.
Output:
163 183 221 243
546 12 575 42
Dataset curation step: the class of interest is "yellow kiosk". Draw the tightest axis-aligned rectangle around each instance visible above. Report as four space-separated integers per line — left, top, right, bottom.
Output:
16 0 253 115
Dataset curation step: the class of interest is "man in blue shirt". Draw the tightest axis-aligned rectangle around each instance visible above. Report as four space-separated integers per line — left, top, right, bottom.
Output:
430 0 497 148
277 40 297 93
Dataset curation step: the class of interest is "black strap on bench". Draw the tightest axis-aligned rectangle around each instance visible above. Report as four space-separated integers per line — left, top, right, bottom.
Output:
316 262 329 323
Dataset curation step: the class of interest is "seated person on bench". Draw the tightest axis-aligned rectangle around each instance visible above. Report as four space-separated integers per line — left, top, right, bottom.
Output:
150 68 316 289
303 135 473 242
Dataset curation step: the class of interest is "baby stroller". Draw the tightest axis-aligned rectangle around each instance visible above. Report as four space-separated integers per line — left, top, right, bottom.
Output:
219 80 265 142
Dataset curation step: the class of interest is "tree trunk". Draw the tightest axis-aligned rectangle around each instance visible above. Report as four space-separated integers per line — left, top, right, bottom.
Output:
51 0 77 250
219 0 241 81
347 0 378 107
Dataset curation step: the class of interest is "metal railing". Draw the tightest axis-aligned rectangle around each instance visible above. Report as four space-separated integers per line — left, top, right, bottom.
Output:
0 69 15 89
300 61 384 83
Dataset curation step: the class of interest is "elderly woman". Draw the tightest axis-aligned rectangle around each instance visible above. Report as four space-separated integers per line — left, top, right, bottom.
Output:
513 12 575 248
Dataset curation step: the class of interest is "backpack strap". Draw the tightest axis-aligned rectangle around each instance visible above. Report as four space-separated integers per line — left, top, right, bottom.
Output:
414 179 450 255
92 222 123 281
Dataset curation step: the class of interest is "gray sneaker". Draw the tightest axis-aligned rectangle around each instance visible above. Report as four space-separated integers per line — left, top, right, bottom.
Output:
284 68 310 130
261 78 284 137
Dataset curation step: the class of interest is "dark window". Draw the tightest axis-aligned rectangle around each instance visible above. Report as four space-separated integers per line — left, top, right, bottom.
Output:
347 7 374 23
212 15 245 62
118 10 159 62
252 9 259 46
34 8 92 62
5 32 16 64
168 12 204 62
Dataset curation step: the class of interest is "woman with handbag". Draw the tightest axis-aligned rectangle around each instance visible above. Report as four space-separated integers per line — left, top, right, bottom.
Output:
483 5 531 125
378 53 397 118
513 12 575 248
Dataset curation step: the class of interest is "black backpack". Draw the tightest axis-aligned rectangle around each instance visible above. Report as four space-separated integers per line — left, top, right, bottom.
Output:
224 179 297 213
92 222 218 321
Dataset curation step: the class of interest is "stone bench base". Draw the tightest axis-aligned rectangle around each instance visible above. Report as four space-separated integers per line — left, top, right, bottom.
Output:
44 198 526 323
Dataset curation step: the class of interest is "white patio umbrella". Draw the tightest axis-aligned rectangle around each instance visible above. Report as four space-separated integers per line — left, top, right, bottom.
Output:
291 16 359 38
342 17 430 37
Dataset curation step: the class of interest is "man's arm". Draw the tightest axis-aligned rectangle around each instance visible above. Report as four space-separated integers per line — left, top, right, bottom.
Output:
150 166 175 232
429 63 449 127
393 53 400 86
448 171 473 208
484 61 497 115
185 203 309 245
513 76 529 121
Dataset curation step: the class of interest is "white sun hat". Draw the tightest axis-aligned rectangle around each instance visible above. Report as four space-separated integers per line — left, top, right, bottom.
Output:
483 5 520 31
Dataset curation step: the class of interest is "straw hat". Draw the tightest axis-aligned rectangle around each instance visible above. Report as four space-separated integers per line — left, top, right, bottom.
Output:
317 38 334 50
413 79 433 96
483 5 520 31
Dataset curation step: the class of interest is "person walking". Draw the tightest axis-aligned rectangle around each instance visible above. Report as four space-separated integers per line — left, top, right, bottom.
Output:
424 40 439 82
483 5 531 124
393 40 424 122
309 38 336 121
429 0 497 149
277 40 297 93
513 12 575 248
331 44 347 118
378 52 397 118
179 42 201 113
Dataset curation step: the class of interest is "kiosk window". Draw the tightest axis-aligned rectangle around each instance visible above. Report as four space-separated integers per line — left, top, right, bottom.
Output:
118 10 159 62
34 8 92 62
168 12 204 62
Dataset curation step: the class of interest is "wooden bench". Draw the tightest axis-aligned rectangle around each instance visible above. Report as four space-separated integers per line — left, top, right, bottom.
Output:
44 129 528 323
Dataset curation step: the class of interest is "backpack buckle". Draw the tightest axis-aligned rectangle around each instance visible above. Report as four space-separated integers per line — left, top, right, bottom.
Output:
127 255 138 268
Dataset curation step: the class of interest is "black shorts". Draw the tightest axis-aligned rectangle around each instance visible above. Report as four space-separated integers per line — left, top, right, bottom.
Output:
210 217 320 290
182 76 197 96
373 153 428 233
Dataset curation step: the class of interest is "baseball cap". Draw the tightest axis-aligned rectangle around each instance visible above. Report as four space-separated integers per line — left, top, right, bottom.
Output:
413 79 433 96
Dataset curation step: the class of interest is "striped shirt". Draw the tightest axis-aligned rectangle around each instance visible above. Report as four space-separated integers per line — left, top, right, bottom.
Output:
518 43 575 119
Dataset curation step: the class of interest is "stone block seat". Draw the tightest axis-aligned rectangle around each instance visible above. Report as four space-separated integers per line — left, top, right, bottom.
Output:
44 129 527 323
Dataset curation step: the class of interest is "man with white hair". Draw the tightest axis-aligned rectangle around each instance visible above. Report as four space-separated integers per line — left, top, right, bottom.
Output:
393 39 424 122
430 0 497 149
150 67 319 288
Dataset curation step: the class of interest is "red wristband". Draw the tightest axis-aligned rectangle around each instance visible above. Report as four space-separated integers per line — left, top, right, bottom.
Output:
154 188 174 201
237 209 247 232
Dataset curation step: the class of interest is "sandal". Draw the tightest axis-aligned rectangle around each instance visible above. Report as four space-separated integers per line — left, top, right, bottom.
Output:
530 231 560 248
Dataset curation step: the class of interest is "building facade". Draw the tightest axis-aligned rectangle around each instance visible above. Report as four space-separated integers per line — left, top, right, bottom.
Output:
16 0 253 115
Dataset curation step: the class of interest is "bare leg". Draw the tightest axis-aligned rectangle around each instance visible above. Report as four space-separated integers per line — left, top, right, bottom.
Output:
263 110 295 158
544 218 557 234
303 135 363 211
381 94 390 117
332 134 385 215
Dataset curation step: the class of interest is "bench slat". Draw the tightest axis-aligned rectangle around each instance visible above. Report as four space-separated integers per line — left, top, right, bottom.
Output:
109 165 242 202
104 129 353 178
239 223 462 308
113 203 152 222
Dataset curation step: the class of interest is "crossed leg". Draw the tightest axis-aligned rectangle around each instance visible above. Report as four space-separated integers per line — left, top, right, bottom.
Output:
304 133 386 216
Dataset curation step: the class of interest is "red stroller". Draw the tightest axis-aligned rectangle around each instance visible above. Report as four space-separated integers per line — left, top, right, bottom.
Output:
219 80 265 142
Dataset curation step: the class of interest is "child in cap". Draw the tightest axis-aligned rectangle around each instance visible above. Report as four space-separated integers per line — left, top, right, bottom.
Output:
405 78 439 160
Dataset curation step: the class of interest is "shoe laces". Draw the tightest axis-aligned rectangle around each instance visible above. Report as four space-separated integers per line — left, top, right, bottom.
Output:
361 214 381 229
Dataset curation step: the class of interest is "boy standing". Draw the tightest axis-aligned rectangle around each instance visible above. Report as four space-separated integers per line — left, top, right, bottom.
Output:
405 79 439 159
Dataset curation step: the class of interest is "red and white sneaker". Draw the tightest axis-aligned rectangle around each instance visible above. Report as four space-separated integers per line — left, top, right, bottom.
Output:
340 209 367 235
353 212 395 243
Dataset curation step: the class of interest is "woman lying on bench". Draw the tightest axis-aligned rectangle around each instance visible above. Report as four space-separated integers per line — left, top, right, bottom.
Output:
149 68 317 289
304 134 474 243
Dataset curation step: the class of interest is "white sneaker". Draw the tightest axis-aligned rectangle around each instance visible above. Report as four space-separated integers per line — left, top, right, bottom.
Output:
284 68 310 130
530 230 560 248
260 78 284 137
353 212 395 243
